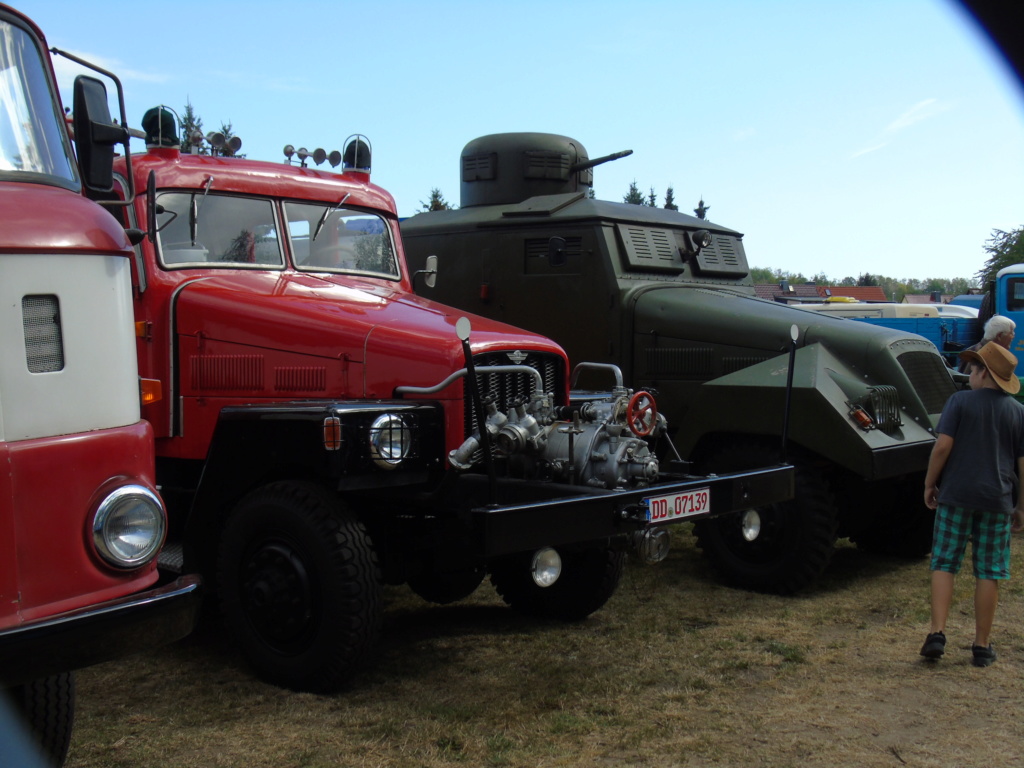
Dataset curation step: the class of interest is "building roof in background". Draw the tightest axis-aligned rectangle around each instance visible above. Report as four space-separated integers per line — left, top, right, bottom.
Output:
820 286 888 302
903 294 955 304
754 284 889 303
754 283 823 301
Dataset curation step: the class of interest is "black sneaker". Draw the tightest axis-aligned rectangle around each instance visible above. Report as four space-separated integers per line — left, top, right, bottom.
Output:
972 644 996 667
920 631 946 659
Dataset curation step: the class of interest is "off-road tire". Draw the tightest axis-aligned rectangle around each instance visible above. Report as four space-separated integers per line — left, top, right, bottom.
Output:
8 673 75 767
851 479 934 559
217 481 382 693
694 444 837 594
408 567 486 605
490 546 624 621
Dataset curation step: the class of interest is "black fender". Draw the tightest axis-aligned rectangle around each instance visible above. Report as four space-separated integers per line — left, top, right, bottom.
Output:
181 400 444 575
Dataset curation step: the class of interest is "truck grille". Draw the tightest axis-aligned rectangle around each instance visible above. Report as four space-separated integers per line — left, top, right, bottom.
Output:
896 350 957 415
464 351 564 437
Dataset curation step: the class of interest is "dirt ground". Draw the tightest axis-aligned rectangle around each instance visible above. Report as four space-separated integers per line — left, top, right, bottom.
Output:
64 533 1024 768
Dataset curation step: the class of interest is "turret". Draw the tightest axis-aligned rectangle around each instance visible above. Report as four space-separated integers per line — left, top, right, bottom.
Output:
459 133 631 207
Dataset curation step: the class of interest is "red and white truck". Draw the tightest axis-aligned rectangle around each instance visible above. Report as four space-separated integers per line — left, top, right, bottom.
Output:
103 111 793 694
0 6 200 764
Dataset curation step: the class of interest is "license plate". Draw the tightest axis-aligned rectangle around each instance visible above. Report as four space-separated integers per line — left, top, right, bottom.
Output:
644 487 711 522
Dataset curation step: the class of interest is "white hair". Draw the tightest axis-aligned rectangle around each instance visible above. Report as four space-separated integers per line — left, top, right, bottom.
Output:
983 315 1016 341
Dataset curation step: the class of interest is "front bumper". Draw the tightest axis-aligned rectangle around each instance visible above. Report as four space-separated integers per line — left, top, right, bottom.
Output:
0 574 202 686
469 464 795 557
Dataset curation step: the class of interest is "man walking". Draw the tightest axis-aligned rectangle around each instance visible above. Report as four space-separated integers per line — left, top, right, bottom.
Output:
921 341 1024 666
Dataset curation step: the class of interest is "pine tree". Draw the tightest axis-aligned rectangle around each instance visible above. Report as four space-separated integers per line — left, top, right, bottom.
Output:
664 186 678 211
217 121 244 157
623 181 646 205
179 100 205 155
420 188 454 211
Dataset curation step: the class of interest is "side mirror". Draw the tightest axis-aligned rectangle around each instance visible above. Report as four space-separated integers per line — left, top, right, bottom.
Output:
72 75 127 195
414 254 438 289
146 171 157 243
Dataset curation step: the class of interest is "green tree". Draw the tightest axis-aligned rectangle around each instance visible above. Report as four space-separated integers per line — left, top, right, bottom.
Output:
749 266 779 284
664 186 678 211
977 226 1024 286
623 181 646 205
647 187 657 207
857 273 878 287
949 277 975 296
217 121 244 158
179 100 205 154
420 188 454 211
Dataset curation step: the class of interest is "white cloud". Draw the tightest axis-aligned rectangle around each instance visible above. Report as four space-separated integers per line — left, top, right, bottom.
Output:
49 48 169 91
851 98 952 158
850 142 888 159
884 98 950 133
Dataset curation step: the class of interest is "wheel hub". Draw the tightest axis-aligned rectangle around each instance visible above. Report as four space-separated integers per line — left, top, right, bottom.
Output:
241 542 315 646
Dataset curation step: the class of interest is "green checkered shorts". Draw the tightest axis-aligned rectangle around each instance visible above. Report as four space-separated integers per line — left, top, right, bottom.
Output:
931 504 1012 580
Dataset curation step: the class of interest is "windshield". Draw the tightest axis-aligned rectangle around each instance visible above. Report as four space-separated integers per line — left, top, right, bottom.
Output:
285 201 399 279
156 191 284 268
0 18 77 185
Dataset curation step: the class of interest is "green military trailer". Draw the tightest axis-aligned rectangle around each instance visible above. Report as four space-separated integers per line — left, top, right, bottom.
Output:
401 132 958 594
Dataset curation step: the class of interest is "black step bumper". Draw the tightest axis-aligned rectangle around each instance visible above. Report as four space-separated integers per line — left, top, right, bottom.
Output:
0 574 202 686
470 465 794 556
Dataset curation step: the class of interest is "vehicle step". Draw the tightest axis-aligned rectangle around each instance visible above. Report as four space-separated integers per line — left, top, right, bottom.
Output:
158 542 184 574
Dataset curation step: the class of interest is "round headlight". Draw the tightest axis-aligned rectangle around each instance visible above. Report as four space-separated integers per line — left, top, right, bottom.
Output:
92 485 166 569
530 547 562 588
741 509 762 542
369 413 412 469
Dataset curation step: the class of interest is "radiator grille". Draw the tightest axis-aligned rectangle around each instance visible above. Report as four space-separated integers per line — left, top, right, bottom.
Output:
22 295 64 373
896 350 956 415
191 355 263 391
275 366 327 392
645 347 715 376
465 351 563 437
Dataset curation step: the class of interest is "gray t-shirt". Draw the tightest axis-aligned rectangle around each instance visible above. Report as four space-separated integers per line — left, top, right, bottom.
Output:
935 388 1024 514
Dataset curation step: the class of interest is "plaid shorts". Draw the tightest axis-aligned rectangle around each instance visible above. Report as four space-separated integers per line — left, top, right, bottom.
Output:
931 504 1012 580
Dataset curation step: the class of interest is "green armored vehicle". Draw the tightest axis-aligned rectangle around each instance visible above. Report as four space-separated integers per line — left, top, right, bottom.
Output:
401 132 958 594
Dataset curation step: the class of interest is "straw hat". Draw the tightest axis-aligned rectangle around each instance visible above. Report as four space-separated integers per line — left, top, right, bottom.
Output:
960 341 1021 394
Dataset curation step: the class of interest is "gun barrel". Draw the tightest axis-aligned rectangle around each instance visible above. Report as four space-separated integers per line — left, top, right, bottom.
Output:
569 149 633 173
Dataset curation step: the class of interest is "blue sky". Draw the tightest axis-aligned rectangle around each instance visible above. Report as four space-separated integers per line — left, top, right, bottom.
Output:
20 0 1023 283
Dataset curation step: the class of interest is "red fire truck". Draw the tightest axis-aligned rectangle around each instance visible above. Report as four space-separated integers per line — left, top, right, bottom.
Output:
106 109 792 694
0 6 200 764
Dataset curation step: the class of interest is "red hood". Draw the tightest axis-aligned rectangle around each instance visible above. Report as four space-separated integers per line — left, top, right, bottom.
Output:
174 271 567 396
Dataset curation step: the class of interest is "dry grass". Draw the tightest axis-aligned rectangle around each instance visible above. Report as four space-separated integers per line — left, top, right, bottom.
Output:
66 528 1024 768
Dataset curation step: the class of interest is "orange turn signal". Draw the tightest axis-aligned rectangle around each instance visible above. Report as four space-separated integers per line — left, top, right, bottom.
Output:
140 378 162 406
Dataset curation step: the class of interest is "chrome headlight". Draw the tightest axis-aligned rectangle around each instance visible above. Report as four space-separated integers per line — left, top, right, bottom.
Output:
369 413 412 469
530 547 562 588
92 485 166 569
